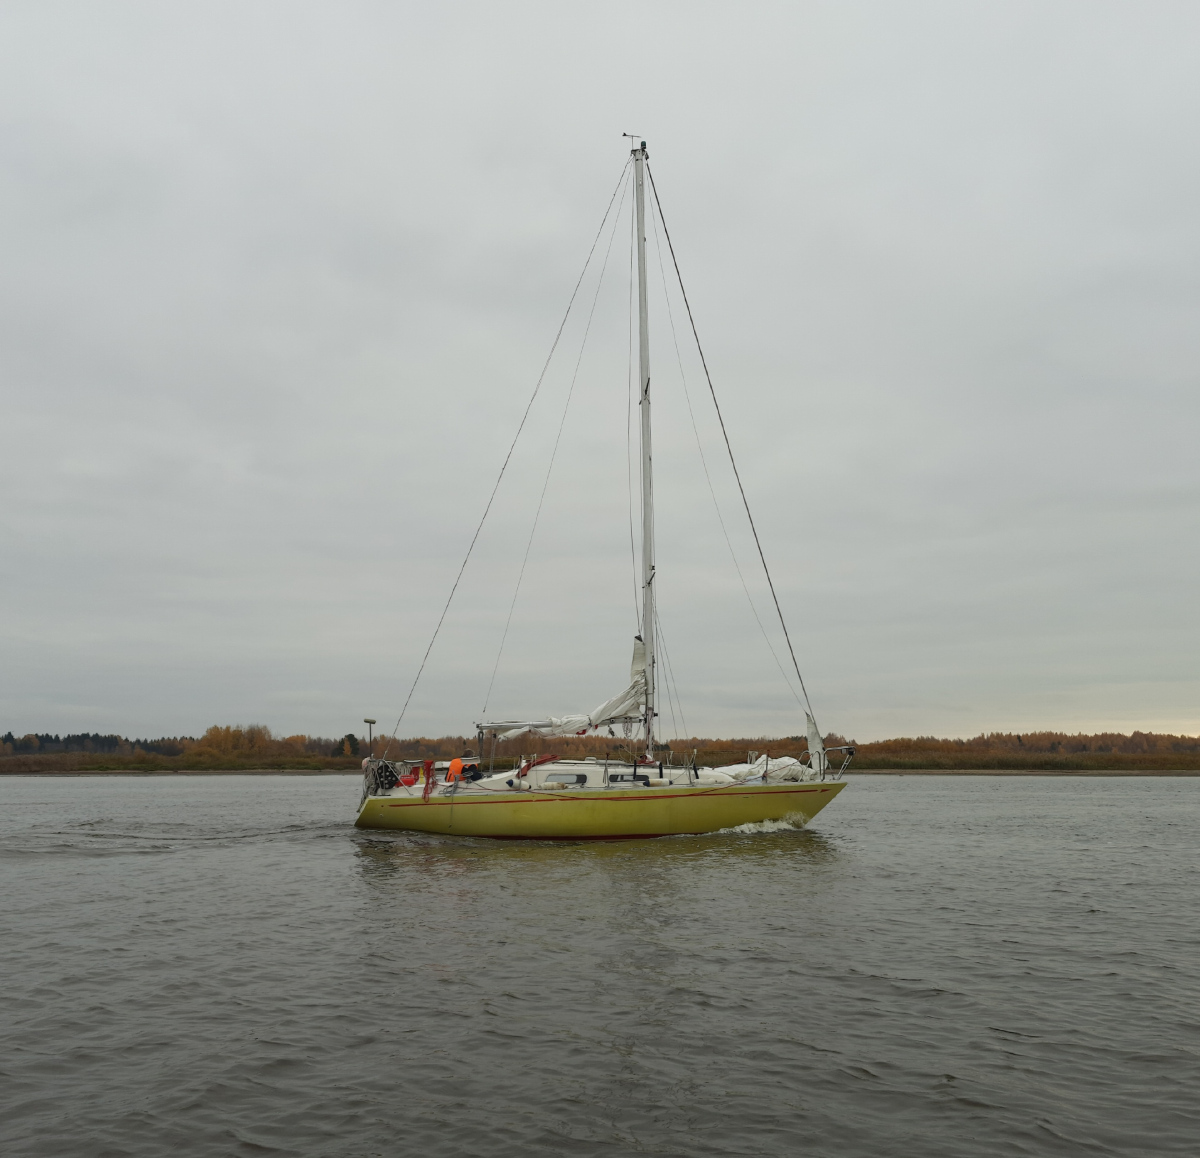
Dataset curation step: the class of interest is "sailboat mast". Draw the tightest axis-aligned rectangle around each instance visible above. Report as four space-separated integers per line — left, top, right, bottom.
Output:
633 140 656 761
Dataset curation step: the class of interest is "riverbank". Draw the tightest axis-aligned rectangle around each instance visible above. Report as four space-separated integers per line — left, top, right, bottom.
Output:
6 727 1198 774
2 768 360 776
849 768 1200 776
6 767 1199 777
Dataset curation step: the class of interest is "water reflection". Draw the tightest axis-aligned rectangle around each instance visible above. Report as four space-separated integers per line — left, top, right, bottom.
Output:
351 823 842 886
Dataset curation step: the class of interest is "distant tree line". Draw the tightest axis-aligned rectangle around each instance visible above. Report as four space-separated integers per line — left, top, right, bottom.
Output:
1 732 195 756
2 726 1198 771
0 725 363 767
369 729 1200 770
834 730 1200 771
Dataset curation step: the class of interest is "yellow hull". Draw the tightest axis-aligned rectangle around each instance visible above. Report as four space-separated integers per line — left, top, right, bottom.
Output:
355 781 846 840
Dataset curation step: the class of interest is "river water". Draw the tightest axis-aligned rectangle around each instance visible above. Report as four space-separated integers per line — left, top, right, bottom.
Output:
1 774 1196 1157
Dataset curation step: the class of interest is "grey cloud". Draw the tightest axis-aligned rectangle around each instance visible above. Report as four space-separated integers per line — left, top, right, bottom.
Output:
2 1 1197 741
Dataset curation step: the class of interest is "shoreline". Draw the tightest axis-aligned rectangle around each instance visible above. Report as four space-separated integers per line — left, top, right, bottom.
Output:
847 768 1200 777
1 768 361 776
3 767 1199 778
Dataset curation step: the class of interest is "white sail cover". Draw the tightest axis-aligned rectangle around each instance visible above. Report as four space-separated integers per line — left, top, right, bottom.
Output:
487 638 647 740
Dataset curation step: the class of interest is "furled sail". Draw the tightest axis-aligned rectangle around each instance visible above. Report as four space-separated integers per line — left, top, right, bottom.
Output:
481 637 646 740
806 712 826 774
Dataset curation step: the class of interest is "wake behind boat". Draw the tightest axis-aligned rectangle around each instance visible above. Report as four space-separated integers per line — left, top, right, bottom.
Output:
357 139 852 839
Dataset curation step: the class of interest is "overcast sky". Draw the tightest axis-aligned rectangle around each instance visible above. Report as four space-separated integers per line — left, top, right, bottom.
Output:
2 1 1198 743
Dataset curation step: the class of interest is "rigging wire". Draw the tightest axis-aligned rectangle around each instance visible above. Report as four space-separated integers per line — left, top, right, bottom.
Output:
481 168 632 715
647 198 804 708
653 611 679 740
646 162 818 725
654 609 688 740
380 160 633 757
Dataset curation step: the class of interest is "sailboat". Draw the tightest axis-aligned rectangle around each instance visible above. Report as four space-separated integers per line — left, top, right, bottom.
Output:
356 140 852 839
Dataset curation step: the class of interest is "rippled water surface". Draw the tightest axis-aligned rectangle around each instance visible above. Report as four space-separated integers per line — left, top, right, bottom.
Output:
2 774 1197 1157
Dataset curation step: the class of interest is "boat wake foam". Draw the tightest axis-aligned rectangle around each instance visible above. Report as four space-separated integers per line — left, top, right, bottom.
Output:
717 814 808 836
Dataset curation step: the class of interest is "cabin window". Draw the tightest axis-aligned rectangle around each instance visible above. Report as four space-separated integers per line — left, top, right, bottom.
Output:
544 772 587 785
